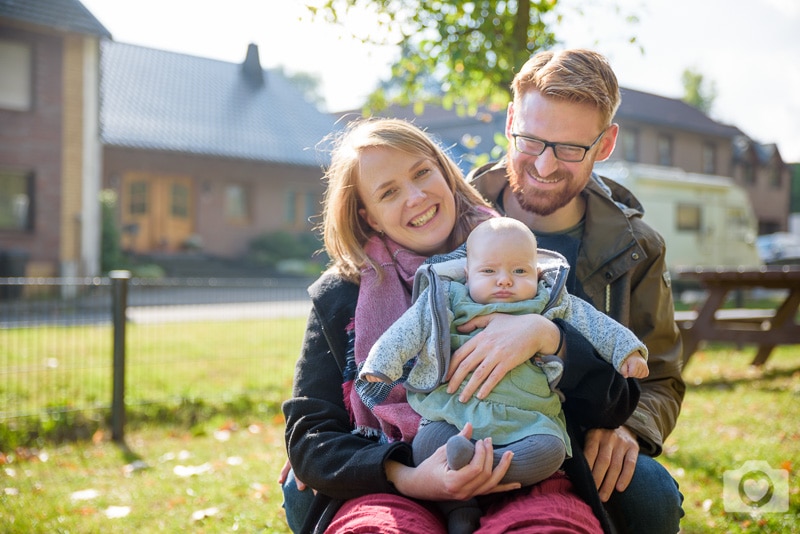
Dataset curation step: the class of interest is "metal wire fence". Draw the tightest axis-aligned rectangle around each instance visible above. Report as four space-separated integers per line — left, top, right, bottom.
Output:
0 274 312 448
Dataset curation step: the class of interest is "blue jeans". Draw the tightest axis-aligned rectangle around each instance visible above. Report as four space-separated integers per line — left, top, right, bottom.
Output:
282 468 315 533
282 455 684 534
604 453 684 534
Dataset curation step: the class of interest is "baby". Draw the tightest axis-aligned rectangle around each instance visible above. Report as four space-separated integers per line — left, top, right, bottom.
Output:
359 217 648 533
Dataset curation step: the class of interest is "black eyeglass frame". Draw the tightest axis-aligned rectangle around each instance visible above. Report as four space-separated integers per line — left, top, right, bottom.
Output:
511 128 607 162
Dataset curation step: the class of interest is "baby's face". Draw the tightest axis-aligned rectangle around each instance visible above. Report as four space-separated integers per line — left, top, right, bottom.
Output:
465 232 539 305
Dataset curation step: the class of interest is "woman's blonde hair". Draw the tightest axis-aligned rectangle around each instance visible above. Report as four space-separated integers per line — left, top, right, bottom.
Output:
319 118 493 282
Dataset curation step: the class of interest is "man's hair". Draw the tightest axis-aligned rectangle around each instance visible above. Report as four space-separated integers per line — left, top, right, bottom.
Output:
511 48 621 127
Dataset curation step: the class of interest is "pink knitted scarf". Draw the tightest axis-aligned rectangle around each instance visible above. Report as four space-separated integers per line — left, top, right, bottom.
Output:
348 235 426 443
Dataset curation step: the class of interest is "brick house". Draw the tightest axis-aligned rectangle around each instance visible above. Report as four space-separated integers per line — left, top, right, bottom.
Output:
0 0 110 278
2 0 337 277
610 89 791 234
100 41 335 258
731 138 792 234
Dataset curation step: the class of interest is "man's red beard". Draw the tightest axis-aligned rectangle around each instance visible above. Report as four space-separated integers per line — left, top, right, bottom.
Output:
505 158 579 216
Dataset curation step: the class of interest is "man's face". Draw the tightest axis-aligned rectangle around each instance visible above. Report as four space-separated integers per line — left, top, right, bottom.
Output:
505 91 613 216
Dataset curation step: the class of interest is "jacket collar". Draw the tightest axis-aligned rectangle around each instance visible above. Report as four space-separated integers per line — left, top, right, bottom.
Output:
468 160 648 296
577 176 646 297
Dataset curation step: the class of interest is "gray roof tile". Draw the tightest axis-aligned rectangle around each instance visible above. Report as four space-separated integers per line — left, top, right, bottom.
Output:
617 87 742 138
100 41 335 166
0 0 111 37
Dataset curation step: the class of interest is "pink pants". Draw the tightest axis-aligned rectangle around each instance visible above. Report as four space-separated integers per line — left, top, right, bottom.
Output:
326 473 602 534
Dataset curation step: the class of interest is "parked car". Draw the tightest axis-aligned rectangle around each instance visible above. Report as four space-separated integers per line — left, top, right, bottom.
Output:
756 232 800 265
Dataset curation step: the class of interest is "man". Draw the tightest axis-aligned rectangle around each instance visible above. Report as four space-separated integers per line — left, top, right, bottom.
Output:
467 48 685 533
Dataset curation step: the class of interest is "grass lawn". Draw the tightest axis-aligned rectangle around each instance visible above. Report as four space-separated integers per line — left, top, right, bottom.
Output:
660 344 800 533
1 338 799 532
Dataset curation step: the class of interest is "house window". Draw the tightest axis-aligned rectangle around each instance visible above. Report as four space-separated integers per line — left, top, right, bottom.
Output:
742 161 756 185
304 193 319 223
286 191 319 226
225 184 249 223
657 134 673 166
171 183 189 218
621 130 639 162
0 169 33 230
286 191 296 224
129 181 148 215
676 204 701 232
702 143 716 174
770 164 782 188
0 40 33 111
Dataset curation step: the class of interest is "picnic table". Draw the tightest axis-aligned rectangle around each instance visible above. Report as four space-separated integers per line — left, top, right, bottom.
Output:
675 265 800 366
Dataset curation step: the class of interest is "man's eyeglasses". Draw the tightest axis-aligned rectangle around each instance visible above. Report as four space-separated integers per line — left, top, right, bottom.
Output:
511 129 606 162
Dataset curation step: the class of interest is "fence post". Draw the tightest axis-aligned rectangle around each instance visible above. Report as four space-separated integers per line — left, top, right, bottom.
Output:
110 270 131 442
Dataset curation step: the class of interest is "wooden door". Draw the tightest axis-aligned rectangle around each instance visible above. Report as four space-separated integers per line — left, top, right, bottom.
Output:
120 172 194 253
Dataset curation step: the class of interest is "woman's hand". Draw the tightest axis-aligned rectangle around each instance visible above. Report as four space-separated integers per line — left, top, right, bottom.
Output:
447 313 562 402
278 459 308 491
386 423 520 501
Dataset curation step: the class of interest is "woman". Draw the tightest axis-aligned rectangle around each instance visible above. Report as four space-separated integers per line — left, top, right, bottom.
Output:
282 118 639 533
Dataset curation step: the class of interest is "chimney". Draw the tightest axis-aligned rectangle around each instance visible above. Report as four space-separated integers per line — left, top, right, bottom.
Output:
242 43 265 87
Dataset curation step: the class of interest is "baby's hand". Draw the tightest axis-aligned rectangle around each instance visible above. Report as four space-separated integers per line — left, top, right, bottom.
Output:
621 353 649 378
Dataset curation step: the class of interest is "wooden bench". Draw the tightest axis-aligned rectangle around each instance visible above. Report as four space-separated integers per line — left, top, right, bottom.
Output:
676 266 800 367
674 308 776 328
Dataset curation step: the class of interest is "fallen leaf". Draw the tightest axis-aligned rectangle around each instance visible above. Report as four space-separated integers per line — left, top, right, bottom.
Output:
174 463 212 477
780 460 792 472
251 482 268 500
213 429 231 442
123 460 150 476
70 488 100 501
702 498 713 512
191 507 220 521
219 420 238 431
104 506 131 519
167 496 187 509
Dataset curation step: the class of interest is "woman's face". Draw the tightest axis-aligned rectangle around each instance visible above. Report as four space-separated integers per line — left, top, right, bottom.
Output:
357 146 457 256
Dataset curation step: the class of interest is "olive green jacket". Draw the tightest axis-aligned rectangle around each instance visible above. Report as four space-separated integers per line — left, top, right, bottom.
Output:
469 160 685 455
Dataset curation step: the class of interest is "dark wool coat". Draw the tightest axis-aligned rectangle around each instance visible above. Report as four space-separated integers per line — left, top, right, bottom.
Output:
283 272 641 534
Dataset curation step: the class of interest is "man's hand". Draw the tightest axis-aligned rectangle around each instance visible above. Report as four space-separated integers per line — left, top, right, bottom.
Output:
447 313 560 402
583 426 639 502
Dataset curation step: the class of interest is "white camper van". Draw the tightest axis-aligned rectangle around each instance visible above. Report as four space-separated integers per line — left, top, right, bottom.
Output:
593 162 762 275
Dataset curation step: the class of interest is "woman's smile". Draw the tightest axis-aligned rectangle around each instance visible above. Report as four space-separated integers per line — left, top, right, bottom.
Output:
409 205 438 227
